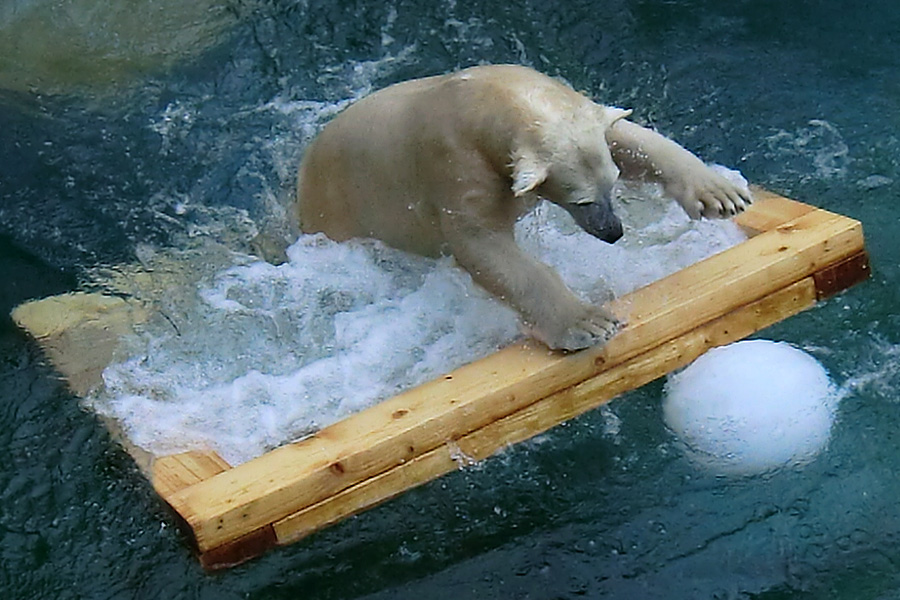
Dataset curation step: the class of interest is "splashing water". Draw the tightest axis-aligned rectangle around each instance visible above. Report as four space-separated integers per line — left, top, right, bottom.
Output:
87 169 747 465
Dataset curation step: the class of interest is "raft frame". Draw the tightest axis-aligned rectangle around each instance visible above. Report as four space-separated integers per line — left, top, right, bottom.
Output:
12 189 870 569
151 189 869 568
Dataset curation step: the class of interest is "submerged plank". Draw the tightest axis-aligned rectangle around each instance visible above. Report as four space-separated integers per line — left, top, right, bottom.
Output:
10 292 149 396
169 196 866 555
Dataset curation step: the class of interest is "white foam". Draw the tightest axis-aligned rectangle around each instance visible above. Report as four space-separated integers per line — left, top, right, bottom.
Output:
763 119 851 182
91 175 748 466
517 177 748 300
663 340 838 476
96 236 519 464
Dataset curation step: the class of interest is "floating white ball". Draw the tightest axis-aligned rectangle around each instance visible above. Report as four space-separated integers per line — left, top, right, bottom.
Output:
663 340 837 475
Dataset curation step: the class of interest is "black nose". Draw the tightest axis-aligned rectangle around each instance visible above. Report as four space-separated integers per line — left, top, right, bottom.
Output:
562 201 624 244
600 221 624 244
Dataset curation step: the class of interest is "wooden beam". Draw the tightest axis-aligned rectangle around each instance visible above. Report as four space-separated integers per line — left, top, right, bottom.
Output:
737 187 816 234
152 450 232 499
10 292 149 397
272 278 820 547
161 193 867 562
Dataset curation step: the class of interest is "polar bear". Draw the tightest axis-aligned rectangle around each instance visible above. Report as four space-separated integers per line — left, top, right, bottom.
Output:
297 65 752 351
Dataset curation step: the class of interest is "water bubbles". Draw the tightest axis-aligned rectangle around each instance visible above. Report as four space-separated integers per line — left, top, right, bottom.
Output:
856 174 893 191
763 119 851 183
149 101 197 155
517 179 746 299
94 235 519 464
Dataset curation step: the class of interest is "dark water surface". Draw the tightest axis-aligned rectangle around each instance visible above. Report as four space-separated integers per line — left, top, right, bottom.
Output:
2 1 899 598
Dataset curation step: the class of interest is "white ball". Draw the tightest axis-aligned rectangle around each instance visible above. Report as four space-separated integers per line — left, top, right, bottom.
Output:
663 340 837 475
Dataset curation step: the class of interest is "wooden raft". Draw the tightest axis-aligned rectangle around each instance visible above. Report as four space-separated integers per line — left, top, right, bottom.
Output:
146 189 869 569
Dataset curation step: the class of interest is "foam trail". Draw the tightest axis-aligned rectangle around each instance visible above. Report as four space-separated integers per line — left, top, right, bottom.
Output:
834 337 900 402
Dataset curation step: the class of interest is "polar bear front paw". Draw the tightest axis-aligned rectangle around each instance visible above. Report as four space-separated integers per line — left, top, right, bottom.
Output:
541 304 622 352
668 167 754 220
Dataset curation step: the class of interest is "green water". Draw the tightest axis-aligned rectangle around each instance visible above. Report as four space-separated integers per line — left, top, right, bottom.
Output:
2 1 899 598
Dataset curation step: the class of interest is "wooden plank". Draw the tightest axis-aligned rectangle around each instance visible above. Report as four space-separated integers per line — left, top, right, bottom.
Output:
152 450 232 499
737 187 817 234
168 199 865 553
151 450 270 570
154 451 281 570
813 250 871 300
10 292 149 396
198 526 278 571
272 277 819 547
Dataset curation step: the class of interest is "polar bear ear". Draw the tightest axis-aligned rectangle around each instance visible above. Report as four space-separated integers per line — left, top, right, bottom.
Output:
511 151 550 197
601 106 633 126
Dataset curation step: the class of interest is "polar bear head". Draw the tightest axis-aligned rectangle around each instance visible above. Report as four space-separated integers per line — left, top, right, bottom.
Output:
511 104 631 243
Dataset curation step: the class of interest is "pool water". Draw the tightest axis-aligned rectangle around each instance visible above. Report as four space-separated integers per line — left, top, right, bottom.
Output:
2 1 899 598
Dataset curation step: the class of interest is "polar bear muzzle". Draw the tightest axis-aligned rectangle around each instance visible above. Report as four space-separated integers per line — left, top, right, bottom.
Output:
562 200 624 244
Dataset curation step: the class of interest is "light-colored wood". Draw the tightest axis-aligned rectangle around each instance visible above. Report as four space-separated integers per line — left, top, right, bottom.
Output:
152 450 232 499
274 277 819 544
10 292 160 473
169 197 865 553
10 292 149 396
738 187 817 234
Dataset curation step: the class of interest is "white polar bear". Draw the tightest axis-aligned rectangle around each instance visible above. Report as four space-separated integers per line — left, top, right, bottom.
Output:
297 65 752 351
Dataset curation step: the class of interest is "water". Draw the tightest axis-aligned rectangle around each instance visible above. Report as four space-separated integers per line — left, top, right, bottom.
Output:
87 181 744 467
2 1 899 598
